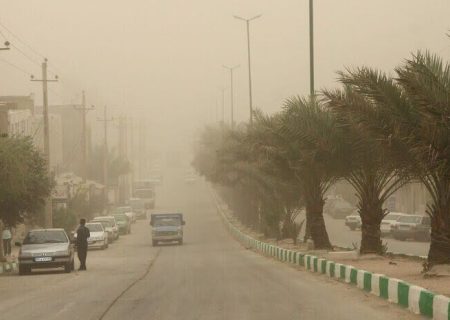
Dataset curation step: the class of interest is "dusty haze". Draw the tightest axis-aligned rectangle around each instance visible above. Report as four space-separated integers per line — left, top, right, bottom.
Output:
0 0 449 149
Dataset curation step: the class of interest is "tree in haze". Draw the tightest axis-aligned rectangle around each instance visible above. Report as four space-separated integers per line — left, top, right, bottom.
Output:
274 97 350 249
0 136 51 261
192 122 303 240
323 86 410 254
336 51 450 267
88 146 131 185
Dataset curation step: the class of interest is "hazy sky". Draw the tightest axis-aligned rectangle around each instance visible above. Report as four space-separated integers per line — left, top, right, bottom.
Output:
0 0 449 146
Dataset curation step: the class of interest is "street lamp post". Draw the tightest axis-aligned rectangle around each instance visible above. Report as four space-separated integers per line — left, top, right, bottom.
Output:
234 14 261 125
309 0 315 97
223 64 239 127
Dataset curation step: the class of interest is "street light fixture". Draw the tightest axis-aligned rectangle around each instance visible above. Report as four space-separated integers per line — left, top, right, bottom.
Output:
234 14 261 124
223 64 240 127
0 41 10 51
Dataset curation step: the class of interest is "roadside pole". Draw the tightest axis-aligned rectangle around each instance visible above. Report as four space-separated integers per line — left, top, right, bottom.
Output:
309 0 315 97
74 91 94 183
31 59 58 228
97 106 114 213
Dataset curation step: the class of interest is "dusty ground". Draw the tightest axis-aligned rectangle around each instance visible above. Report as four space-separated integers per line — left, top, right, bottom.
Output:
223 209 450 298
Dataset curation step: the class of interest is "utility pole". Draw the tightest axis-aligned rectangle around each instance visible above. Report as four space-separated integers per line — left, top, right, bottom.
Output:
117 116 129 204
309 0 315 96
220 87 226 125
223 65 240 127
234 14 261 125
31 58 58 228
74 91 94 182
138 118 146 179
97 106 114 212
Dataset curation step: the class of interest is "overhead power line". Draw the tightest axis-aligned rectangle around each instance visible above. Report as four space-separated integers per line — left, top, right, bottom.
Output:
0 20 45 60
0 57 32 76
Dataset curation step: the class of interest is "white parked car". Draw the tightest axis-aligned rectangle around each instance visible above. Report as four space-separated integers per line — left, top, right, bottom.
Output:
74 222 109 250
345 214 361 230
92 216 119 240
380 212 407 236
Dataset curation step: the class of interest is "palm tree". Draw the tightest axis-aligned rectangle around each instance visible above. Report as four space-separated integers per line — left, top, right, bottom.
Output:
270 97 349 249
323 87 410 254
336 51 450 267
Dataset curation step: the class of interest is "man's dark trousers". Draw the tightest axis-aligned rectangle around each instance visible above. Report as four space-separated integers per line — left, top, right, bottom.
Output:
78 245 88 270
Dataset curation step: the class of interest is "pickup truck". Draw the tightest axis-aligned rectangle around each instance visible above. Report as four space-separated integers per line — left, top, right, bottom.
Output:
150 213 185 246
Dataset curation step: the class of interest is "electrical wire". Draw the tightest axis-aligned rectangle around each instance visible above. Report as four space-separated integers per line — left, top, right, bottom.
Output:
10 43 42 67
0 20 45 60
0 57 32 76
0 21 59 77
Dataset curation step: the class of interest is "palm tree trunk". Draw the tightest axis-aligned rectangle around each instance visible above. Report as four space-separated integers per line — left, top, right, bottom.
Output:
427 203 450 267
305 201 332 250
424 177 450 268
359 199 384 254
360 221 382 254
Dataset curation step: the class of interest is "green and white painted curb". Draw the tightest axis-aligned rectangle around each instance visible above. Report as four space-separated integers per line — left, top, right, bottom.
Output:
215 197 450 320
0 261 18 274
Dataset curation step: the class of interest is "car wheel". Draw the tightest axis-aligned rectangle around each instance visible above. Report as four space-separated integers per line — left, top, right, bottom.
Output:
152 240 158 246
71 259 75 271
178 239 183 245
349 226 356 231
64 262 72 273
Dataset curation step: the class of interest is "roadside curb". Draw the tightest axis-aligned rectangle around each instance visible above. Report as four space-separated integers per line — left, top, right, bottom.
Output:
0 260 18 274
213 193 450 320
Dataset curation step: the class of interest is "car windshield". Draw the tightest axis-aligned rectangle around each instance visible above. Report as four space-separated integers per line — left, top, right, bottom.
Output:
23 230 68 244
154 218 181 227
130 200 145 210
94 218 115 226
115 207 132 214
86 224 103 232
384 214 403 221
113 214 127 221
398 215 422 223
96 220 113 228
134 189 154 198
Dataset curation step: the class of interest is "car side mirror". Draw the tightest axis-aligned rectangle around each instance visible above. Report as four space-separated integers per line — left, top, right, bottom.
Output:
14 241 22 247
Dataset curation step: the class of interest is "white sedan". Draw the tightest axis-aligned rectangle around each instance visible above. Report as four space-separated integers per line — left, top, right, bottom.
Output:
74 222 109 250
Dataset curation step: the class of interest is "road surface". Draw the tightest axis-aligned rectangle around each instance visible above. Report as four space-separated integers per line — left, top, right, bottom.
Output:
0 169 423 320
323 215 429 256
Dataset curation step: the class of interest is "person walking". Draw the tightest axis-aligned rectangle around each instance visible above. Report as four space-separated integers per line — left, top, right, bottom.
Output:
76 218 90 271
2 226 12 257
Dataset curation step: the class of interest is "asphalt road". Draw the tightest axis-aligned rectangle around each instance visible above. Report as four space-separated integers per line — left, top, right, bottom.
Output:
323 215 430 257
0 169 423 320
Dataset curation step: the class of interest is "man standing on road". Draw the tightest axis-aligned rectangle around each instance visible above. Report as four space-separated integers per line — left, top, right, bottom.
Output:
76 218 90 271
2 225 12 257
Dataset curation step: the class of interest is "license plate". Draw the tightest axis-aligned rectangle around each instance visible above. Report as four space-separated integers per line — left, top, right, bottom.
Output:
34 256 52 262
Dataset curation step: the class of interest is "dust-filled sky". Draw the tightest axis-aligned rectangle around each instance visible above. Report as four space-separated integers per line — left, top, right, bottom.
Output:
0 0 449 147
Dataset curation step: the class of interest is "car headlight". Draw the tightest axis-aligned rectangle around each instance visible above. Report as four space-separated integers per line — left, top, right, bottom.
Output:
19 251 32 257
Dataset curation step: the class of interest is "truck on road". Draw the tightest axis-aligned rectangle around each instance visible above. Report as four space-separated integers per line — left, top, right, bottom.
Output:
133 180 156 210
150 213 185 246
